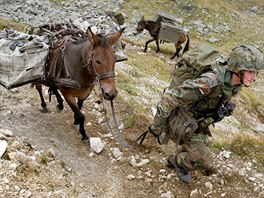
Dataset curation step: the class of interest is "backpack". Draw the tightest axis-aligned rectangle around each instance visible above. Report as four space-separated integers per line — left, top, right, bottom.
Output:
169 44 226 88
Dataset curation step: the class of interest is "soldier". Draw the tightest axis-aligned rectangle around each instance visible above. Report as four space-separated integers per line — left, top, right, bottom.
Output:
146 45 264 184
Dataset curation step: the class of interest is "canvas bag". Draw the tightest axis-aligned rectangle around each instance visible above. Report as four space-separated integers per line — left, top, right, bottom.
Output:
169 44 225 88
0 29 49 89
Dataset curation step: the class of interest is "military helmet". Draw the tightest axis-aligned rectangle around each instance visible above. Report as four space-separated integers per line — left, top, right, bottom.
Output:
227 45 264 73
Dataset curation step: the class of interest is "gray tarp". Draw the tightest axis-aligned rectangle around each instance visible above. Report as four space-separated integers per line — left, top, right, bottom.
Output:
0 29 49 89
73 14 127 62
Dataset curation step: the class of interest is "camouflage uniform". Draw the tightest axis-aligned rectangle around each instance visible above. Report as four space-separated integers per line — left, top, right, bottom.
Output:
149 45 264 182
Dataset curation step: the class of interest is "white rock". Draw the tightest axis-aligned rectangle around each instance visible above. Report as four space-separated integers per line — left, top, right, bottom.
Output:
127 174 135 180
8 151 40 169
190 189 199 198
248 177 256 182
221 150 231 159
86 122 92 126
0 129 13 137
205 181 213 191
160 191 174 198
128 155 137 167
136 159 150 167
89 152 94 157
111 147 122 159
97 117 104 124
89 137 105 154
239 168 246 176
0 140 8 158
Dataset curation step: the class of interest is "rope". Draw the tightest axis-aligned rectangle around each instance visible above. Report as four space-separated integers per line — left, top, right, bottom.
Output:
95 85 133 151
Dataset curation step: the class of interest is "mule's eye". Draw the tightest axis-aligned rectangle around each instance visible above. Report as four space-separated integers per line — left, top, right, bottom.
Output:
96 60 101 64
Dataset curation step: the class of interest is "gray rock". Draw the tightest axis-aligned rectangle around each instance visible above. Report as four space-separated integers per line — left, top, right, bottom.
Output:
89 137 105 153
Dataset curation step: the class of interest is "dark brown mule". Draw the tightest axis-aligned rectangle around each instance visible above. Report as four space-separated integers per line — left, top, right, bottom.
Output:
135 16 190 59
40 27 124 141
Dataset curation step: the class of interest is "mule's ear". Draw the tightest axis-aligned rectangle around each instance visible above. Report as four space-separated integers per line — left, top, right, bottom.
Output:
107 28 125 45
86 26 100 47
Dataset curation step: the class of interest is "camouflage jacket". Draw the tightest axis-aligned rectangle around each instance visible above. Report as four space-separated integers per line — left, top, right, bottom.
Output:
157 63 243 127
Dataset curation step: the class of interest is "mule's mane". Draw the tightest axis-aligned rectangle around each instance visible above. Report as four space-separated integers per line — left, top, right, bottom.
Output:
71 37 88 44
147 20 158 25
99 35 107 47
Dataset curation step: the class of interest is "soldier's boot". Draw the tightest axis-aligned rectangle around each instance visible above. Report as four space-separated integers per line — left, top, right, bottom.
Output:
166 155 192 184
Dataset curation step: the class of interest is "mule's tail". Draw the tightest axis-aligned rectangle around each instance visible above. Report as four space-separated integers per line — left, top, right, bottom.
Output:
182 34 190 54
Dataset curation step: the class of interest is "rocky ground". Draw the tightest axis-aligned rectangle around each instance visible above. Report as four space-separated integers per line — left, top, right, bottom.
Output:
0 0 264 198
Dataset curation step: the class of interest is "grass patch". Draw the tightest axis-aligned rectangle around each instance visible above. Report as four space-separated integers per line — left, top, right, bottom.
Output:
122 114 134 129
40 154 48 165
0 18 27 31
229 134 264 171
240 87 262 111
209 140 228 151
124 84 137 96
125 49 173 82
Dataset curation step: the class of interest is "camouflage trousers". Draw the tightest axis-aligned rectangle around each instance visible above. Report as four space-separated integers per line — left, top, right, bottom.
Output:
170 133 214 171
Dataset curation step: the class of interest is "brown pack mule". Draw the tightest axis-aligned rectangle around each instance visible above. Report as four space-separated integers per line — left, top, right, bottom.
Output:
37 27 124 141
136 16 189 59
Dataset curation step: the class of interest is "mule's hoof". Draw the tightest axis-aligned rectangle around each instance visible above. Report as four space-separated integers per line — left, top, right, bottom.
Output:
72 124 79 130
82 136 89 141
41 108 49 113
56 105 64 113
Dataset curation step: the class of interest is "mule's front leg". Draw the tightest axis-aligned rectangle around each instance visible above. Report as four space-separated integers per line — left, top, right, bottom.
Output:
144 38 155 52
74 111 88 141
64 95 88 141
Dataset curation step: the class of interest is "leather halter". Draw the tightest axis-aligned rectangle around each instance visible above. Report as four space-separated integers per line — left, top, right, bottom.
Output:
83 47 116 83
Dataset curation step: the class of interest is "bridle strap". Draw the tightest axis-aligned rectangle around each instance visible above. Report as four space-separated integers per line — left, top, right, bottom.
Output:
96 72 115 80
83 47 116 81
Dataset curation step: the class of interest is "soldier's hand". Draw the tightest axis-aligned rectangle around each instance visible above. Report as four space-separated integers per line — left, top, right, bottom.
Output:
148 124 169 145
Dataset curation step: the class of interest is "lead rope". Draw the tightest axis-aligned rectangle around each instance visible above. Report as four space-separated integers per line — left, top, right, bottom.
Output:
95 85 133 152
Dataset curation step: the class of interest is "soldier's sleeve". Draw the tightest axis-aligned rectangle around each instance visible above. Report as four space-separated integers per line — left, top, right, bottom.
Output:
161 71 219 109
154 71 219 127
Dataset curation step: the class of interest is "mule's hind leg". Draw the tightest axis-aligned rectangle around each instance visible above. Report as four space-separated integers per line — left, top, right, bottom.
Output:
171 44 182 59
53 89 64 112
155 39 160 53
34 83 49 113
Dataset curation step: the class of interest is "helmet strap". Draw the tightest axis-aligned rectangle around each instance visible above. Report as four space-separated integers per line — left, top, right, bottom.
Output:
231 71 243 85
239 71 244 85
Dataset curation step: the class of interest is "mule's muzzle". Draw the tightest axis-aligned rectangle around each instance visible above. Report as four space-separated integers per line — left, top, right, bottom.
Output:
102 88 118 100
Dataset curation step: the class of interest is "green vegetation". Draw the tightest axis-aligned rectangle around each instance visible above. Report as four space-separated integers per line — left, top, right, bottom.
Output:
40 154 48 164
124 50 173 82
210 140 228 151
0 18 27 31
122 114 134 129
229 134 264 171
124 84 137 96
240 87 262 111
